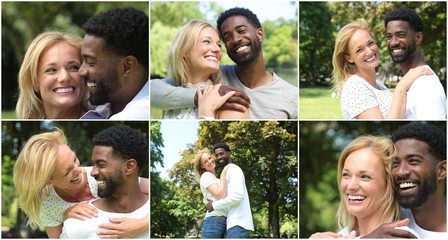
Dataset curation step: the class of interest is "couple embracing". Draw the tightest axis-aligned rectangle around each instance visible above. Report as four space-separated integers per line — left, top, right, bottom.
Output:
193 143 254 238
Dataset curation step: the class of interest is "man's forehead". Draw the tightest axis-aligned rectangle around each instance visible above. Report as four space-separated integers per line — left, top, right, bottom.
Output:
395 138 429 153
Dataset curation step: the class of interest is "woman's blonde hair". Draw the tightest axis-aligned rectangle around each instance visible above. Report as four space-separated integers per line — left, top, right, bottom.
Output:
193 148 212 181
167 20 221 86
332 19 371 94
336 135 400 232
13 128 68 229
15 31 85 119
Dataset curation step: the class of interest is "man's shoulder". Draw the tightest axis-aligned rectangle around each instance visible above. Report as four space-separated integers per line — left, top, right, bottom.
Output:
272 72 297 89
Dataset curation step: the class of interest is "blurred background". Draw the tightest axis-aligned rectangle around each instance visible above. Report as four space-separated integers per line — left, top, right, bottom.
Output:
299 1 447 119
150 1 298 119
150 121 298 238
1 1 149 119
299 121 446 238
1 121 149 238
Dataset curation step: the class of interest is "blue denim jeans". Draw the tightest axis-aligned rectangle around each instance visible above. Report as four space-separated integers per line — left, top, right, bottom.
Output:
202 216 226 238
227 225 250 239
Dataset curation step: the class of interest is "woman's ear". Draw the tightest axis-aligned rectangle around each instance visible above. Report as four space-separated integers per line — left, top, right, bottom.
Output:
345 55 354 64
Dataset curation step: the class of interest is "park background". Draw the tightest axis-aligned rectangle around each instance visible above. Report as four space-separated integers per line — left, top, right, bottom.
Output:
1 121 149 238
299 121 446 238
150 1 298 119
299 1 447 119
1 1 149 119
150 121 298 238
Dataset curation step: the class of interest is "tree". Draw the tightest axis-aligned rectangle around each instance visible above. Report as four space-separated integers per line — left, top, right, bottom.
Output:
299 2 335 87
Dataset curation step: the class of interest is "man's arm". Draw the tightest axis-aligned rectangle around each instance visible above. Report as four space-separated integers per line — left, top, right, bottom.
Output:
150 79 196 110
211 165 245 211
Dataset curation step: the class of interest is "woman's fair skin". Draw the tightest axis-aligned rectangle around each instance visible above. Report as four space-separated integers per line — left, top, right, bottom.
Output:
340 147 387 236
199 152 229 198
38 41 86 119
345 29 432 119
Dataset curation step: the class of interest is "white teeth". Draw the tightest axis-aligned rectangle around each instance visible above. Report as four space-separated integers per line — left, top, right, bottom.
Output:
348 194 366 201
87 82 97 88
71 177 79 182
399 182 417 189
205 56 218 61
393 49 403 53
55 87 74 93
366 55 376 62
97 180 106 186
236 45 248 53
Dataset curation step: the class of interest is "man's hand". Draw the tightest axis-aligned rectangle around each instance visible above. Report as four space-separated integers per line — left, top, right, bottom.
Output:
361 219 417 238
194 85 250 112
206 199 214 212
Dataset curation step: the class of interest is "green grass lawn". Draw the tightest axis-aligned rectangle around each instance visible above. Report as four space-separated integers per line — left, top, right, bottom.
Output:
2 111 16 119
299 87 342 119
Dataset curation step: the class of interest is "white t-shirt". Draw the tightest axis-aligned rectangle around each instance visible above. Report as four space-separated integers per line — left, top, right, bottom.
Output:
40 167 99 227
339 225 420 238
60 199 149 239
212 164 254 231
340 75 392 119
405 65 447 119
402 208 447 239
200 171 228 218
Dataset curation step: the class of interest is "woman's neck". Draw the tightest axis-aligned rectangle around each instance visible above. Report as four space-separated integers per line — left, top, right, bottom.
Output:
355 69 377 88
356 213 385 237
44 104 85 119
54 171 93 202
188 72 213 85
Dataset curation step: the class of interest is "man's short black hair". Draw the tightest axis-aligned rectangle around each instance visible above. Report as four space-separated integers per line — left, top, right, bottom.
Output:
216 7 262 34
212 142 231 153
391 122 446 161
92 125 148 168
83 7 149 67
384 7 424 32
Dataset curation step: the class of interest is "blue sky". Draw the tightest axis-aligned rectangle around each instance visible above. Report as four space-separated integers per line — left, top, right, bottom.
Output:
155 120 200 179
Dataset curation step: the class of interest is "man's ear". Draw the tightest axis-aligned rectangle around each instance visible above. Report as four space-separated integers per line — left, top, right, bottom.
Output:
122 56 138 75
256 28 265 42
437 159 446 181
124 159 138 175
415 31 423 46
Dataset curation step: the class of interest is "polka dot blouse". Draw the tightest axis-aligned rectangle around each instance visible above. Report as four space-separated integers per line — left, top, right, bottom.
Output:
340 75 392 119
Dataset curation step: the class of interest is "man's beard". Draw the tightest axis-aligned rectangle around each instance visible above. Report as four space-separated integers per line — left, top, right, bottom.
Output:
97 168 124 198
228 37 261 66
396 169 438 209
217 156 230 168
390 41 416 64
88 70 119 105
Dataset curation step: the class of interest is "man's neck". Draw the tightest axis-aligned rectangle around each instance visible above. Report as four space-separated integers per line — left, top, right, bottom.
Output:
399 52 426 74
411 192 447 232
94 180 147 213
235 53 272 89
110 76 146 114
